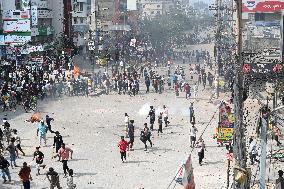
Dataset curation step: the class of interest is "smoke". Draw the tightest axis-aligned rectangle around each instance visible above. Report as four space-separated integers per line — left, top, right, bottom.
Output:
138 102 191 117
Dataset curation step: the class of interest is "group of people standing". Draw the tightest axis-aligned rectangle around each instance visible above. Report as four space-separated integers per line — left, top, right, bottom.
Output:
118 105 170 162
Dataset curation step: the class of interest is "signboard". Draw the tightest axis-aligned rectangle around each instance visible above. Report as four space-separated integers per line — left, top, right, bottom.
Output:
31 0 49 9
3 20 31 33
242 0 284 13
5 35 31 44
217 128 234 142
31 6 38 26
217 101 234 143
127 0 137 10
2 10 30 20
38 10 53 18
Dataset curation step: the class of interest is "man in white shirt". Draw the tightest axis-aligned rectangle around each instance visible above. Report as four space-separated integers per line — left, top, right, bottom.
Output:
162 105 170 127
124 113 129 138
249 137 259 165
189 124 198 147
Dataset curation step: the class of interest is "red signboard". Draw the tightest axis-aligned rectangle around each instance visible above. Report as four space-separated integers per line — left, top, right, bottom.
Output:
242 0 284 12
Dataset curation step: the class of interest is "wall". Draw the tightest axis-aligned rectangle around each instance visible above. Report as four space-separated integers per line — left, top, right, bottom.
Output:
52 0 64 38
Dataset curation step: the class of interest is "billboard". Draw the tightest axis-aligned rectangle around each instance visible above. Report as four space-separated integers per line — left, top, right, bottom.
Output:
242 0 284 12
3 20 31 33
127 0 137 11
5 35 31 44
2 10 30 20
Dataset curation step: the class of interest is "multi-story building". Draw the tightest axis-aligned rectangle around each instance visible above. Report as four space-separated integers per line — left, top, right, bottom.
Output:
97 0 114 36
30 0 53 43
138 0 174 19
71 0 89 51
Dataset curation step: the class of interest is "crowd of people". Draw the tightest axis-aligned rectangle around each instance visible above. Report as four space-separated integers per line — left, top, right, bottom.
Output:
0 113 76 188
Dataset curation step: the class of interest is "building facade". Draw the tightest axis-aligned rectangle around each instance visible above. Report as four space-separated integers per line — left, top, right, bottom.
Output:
138 0 174 19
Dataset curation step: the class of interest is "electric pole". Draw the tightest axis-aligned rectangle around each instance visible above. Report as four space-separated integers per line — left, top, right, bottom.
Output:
233 0 248 188
216 0 221 98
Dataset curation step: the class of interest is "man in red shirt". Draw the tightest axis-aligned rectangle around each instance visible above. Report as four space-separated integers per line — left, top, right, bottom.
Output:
18 162 32 189
118 136 128 163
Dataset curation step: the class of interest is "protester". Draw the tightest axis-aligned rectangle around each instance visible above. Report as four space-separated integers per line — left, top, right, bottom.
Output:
56 143 73 177
189 124 198 147
37 120 48 146
118 136 128 163
33 147 46 175
67 169 76 189
147 106 155 131
276 170 284 189
46 115 55 133
46 167 62 189
158 112 163 134
249 137 259 165
162 105 170 127
13 129 25 156
18 162 32 189
128 120 135 150
0 155 11 183
141 123 153 151
53 131 64 160
124 113 130 138
197 138 206 166
6 137 18 168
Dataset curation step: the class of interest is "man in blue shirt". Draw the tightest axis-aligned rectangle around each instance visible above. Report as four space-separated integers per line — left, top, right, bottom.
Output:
37 120 48 147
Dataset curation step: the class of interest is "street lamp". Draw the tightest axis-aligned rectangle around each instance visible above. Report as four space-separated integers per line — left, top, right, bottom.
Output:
259 105 284 189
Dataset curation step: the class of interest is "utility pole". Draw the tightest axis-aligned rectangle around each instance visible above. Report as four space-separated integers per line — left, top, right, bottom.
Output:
216 0 221 98
233 0 248 188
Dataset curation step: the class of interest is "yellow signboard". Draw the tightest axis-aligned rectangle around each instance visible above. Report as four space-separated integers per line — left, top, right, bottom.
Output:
217 128 234 142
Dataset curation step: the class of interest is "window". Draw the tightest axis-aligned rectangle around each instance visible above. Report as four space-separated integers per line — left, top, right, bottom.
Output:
143 5 145 8
15 0 21 9
255 13 265 21
151 11 154 14
157 5 160 8
80 18 84 24
157 11 161 14
78 2 84 12
74 18 78 24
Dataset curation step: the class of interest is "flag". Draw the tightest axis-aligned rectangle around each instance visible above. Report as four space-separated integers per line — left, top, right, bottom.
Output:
175 155 195 189
73 65 80 76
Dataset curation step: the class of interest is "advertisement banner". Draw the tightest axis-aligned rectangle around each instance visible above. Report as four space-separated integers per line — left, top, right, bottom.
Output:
3 20 31 33
217 128 234 142
5 35 31 44
31 6 38 26
2 10 30 20
242 0 284 13
216 101 234 143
